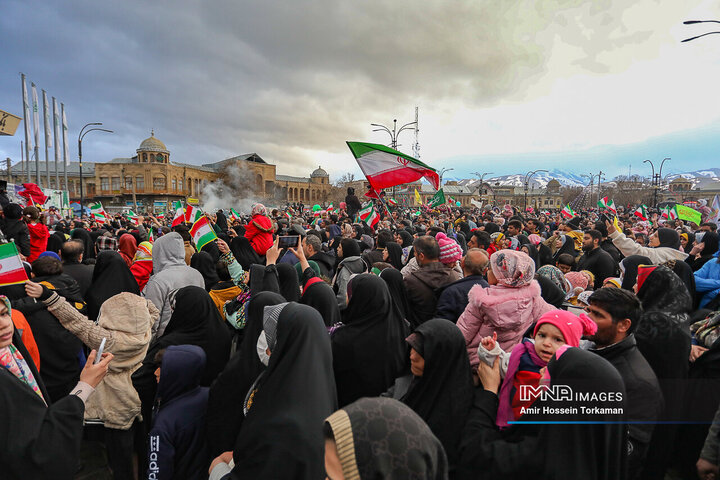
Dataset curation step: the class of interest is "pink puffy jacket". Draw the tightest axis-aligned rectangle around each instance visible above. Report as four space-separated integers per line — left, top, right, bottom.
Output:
457 280 553 367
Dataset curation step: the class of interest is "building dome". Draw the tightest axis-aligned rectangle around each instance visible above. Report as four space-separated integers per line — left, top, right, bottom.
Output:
137 131 169 153
311 166 329 178
546 179 561 187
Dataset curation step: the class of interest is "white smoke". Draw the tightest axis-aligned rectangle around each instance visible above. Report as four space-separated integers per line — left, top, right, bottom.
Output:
200 163 265 215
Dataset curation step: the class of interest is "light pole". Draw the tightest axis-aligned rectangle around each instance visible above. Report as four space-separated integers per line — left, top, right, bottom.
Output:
643 157 670 208
472 171 494 204
581 171 604 209
683 20 720 42
371 118 417 151
78 123 113 216
524 169 548 211
438 167 454 187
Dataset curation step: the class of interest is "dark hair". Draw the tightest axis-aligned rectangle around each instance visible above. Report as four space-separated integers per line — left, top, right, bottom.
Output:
588 288 642 334
413 236 439 260
593 221 608 237
508 219 522 231
32 257 63 277
470 231 491 249
61 240 85 262
426 226 446 237
23 206 41 222
556 253 575 266
376 229 393 249
4 203 23 220
154 348 167 367
177 228 192 242
340 238 361 258
700 222 718 232
216 261 231 281
586 229 602 243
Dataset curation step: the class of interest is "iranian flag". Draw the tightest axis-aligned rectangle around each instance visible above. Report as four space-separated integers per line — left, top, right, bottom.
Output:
347 142 440 191
185 203 201 223
597 196 617 215
0 243 29 286
156 213 165 221
126 210 141 226
148 228 155 243
358 202 379 227
387 198 397 207
229 208 241 221
661 205 678 221
561 205 575 219
633 204 648 221
90 202 107 225
326 204 334 213
189 216 218 250
171 201 185 227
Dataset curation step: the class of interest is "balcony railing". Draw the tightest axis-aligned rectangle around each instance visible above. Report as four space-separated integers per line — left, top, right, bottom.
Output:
97 188 189 196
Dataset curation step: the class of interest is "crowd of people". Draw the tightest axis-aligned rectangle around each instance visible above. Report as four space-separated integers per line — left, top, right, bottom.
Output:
2 189 720 479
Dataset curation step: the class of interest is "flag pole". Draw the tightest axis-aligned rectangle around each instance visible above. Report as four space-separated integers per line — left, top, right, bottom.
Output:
42 89 51 189
61 103 68 206
20 74 32 183
52 97 60 190
31 83 40 186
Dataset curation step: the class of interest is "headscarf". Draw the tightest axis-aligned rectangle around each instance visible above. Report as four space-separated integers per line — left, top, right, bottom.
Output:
38 251 61 261
384 241 404 270
488 250 535 287
45 231 66 254
251 203 266 217
201 241 221 263
216 210 228 232
153 286 231 386
86 251 140 320
190 251 220 291
300 281 341 327
619 255 652 291
520 242 539 268
339 238 361 258
657 228 680 249
275 262 300 302
229 303 337 479
636 264 692 316
230 236 261 270
133 241 153 262
401 319 473 471
70 228 95 259
379 267 414 327
333 274 408 406
565 271 589 292
324 397 448 480
0 296 44 402
249 264 280 298
553 234 579 259
206 292 286 457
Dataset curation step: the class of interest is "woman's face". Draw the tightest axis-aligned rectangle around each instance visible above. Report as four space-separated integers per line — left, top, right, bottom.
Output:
680 236 688 248
0 303 13 348
649 232 660 247
409 348 425 377
382 248 389 261
337 243 344 258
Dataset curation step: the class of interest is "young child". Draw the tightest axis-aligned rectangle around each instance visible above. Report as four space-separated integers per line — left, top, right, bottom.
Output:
477 309 597 427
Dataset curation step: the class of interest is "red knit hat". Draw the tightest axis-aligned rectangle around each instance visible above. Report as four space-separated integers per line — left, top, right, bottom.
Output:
436 232 462 264
533 309 597 347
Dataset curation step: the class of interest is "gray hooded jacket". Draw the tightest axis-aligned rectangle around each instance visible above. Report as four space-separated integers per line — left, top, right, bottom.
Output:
143 232 205 338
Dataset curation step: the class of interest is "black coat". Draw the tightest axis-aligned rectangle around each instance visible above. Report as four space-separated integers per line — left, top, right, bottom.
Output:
435 275 489 323
576 246 618 289
0 331 85 480
345 194 362 218
4 218 30 257
308 251 335 279
600 238 621 264
404 262 460 326
62 261 94 299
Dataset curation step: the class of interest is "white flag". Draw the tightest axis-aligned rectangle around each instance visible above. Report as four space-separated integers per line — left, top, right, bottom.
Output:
62 106 69 166
21 77 32 151
709 195 720 226
43 90 52 149
470 198 484 209
31 83 40 152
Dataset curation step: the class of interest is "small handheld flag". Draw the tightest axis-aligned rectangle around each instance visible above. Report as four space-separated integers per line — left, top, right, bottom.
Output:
189 216 218 250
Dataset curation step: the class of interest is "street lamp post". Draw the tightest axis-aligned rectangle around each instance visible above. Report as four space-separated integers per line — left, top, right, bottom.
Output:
524 169 548 211
370 118 418 200
683 20 720 42
472 171 494 204
643 158 670 208
78 123 113 217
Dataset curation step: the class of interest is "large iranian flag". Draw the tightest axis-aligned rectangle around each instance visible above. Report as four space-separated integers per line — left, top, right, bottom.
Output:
561 204 575 219
357 202 379 227
347 142 440 191
0 243 29 286
90 202 107 225
190 216 218 250
171 201 185 228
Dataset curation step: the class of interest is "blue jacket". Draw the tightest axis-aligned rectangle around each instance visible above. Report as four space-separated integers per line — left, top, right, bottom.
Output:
147 345 209 480
695 251 720 308
435 275 489 322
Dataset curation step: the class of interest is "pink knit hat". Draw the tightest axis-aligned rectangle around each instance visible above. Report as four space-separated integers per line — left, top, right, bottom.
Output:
564 271 588 291
436 232 462 264
528 234 542 246
533 309 597 347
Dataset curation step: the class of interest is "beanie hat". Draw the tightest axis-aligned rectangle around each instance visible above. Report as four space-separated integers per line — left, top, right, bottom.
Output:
436 232 462 264
528 234 542 246
565 271 589 291
566 216 582 230
4 203 22 220
533 309 597 347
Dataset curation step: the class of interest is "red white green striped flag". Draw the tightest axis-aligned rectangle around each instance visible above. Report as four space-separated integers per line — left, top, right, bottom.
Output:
148 229 155 243
185 203 201 223
189 216 218 250
90 202 107 225
230 208 241 221
171 201 185 227
0 243 29 286
346 142 440 191
326 204 334 213
633 204 648 221
357 202 379 227
561 204 576 219
597 196 617 215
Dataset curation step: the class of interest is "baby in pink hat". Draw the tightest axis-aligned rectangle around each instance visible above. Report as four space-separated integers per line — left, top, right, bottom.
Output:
478 309 597 427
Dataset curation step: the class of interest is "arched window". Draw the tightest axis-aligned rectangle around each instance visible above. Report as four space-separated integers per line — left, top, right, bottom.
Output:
172 178 177 191
300 189 304 201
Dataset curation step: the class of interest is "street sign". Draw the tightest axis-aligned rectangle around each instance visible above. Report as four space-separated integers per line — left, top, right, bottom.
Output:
0 109 21 136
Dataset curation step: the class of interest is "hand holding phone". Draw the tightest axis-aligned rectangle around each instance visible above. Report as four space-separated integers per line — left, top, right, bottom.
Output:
95 337 107 364
278 236 300 248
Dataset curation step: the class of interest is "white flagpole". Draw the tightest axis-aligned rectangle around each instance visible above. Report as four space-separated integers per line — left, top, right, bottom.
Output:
31 83 40 185
43 89 51 189
21 74 32 183
61 103 69 199
52 97 60 189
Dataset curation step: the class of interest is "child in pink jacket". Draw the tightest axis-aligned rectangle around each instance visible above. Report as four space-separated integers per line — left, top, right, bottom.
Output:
457 249 553 367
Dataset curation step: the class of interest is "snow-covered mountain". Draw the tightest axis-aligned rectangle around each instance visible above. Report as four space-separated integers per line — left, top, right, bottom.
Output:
456 168 720 189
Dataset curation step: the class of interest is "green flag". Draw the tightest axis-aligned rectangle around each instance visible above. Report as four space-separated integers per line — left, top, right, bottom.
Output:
429 189 446 208
675 204 702 225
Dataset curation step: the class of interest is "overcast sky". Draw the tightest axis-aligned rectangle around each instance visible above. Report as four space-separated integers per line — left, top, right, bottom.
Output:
3 0 720 183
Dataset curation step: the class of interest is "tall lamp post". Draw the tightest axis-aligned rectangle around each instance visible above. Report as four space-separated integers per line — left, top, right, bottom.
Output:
682 20 720 42
371 118 417 151
643 157 670 208
78 123 113 216
472 171 494 204
524 169 548 211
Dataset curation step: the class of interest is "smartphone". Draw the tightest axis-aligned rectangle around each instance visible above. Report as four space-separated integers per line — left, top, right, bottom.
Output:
95 337 107 364
278 236 300 248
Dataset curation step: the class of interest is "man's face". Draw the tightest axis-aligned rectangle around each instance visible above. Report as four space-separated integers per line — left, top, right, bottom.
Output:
467 236 478 249
585 303 623 347
525 221 536 233
582 233 596 252
507 224 519 236
700 225 712 233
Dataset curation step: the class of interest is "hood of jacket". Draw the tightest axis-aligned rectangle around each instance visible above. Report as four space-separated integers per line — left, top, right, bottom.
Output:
97 293 158 371
339 255 366 274
309 251 335 270
410 261 458 290
157 344 206 405
152 232 186 272
467 279 542 308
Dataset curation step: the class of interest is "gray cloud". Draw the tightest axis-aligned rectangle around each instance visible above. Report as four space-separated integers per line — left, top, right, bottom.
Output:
0 0 702 178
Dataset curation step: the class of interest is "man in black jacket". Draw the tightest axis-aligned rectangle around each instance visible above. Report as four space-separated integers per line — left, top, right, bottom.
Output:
435 249 489 322
595 221 621 264
2 202 30 259
586 288 663 480
577 229 617 289
303 233 335 280
60 239 95 298
344 187 361 219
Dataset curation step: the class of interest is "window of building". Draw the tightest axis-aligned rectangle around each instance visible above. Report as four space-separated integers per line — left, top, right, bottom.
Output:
100 177 109 191
136 176 144 191
153 177 166 190
125 176 132 189
178 179 183 191
172 178 177 191
111 177 121 190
